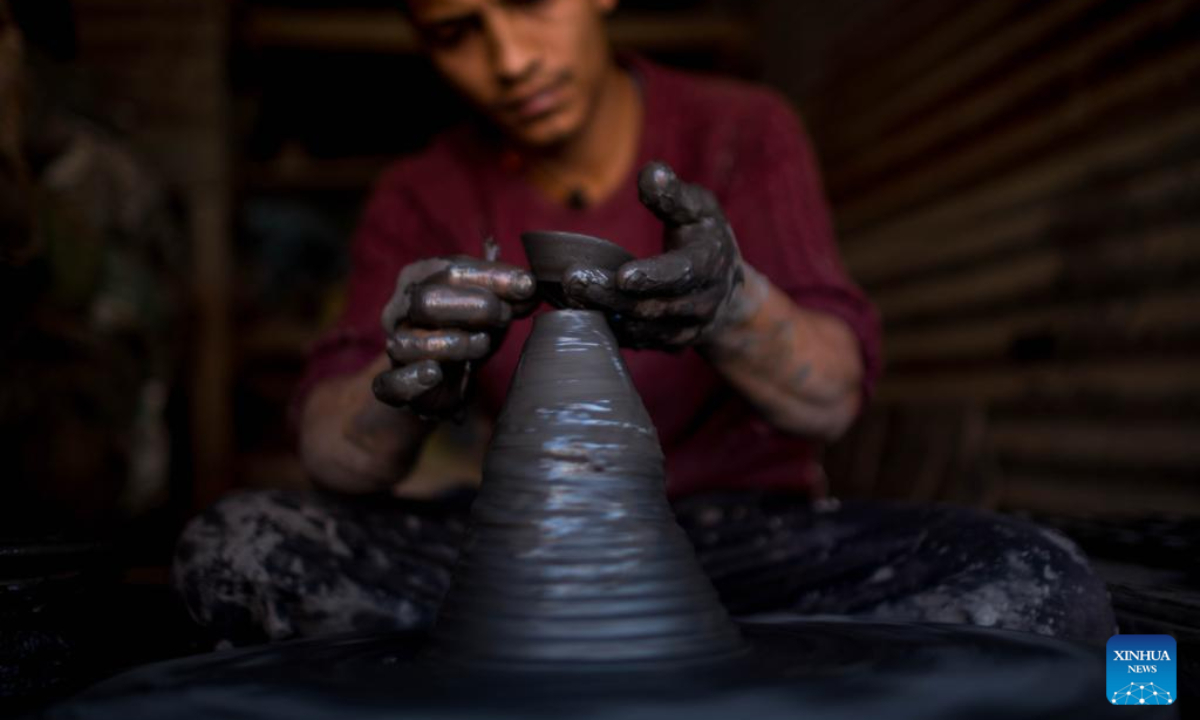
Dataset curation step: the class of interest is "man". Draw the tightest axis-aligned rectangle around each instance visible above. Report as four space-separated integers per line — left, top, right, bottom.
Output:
174 0 1114 647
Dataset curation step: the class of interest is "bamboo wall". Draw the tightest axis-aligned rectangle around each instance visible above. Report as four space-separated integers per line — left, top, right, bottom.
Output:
775 0 1200 515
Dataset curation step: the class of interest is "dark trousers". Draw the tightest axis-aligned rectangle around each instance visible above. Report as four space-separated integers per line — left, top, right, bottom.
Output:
172 489 1115 648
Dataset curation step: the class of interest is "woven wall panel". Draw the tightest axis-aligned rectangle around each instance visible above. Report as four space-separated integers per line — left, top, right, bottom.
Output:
803 0 1200 515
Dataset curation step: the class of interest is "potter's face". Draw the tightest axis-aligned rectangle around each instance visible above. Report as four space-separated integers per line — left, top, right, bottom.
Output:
407 0 617 149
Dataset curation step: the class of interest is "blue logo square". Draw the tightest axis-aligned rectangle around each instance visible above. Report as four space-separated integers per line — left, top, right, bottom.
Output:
1107 635 1176 706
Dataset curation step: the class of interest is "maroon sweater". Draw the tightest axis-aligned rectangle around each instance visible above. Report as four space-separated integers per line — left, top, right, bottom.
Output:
297 56 881 499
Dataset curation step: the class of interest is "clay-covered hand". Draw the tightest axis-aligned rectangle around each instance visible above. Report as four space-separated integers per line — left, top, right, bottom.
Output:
561 162 764 349
373 256 536 416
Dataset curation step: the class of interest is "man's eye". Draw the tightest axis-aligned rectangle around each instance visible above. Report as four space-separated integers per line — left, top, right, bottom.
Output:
426 22 473 49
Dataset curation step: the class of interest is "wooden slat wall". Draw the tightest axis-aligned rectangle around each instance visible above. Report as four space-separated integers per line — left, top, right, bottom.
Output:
71 0 234 509
787 0 1200 516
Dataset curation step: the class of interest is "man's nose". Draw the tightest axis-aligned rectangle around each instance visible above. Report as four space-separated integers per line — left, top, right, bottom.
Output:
484 10 538 86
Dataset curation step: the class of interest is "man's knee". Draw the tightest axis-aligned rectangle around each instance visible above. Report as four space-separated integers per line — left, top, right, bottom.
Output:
860 506 1114 644
942 510 1115 643
171 490 298 623
175 490 287 566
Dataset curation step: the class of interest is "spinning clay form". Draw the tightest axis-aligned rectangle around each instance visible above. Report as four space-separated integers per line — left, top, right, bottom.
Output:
426 307 747 670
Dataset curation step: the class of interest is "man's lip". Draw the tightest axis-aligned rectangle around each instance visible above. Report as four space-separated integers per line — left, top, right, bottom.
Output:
500 76 570 119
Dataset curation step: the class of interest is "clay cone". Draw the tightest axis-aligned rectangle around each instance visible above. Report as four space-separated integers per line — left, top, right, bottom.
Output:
428 310 747 672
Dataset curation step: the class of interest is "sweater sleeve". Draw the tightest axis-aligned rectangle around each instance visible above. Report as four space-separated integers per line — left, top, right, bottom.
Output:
719 91 882 398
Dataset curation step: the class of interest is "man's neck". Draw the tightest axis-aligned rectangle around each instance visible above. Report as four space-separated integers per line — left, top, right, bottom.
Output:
524 62 642 207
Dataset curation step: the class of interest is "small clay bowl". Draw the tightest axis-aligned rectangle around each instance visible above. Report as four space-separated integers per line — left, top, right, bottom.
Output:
521 231 635 308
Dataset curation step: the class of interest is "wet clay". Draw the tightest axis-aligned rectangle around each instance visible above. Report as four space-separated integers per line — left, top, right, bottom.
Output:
521 231 634 309
426 309 747 671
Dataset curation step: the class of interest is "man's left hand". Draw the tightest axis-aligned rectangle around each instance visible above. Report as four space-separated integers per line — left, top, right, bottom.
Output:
561 161 764 349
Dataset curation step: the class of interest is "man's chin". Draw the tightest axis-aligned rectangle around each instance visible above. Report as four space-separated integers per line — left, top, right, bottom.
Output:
501 111 583 151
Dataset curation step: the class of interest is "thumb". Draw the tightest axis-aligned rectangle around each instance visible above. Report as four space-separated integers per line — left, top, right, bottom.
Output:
637 161 721 228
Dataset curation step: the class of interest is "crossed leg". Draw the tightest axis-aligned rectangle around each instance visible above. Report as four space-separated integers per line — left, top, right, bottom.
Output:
173 489 1114 648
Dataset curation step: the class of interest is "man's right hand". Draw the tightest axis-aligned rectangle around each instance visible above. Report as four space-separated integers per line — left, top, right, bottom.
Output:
372 256 536 417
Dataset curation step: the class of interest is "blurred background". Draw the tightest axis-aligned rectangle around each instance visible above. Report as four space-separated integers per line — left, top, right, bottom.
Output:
1 0 1197 708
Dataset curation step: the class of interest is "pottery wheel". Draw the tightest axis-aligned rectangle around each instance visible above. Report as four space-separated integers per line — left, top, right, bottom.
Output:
42 233 1162 719
42 618 1156 720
